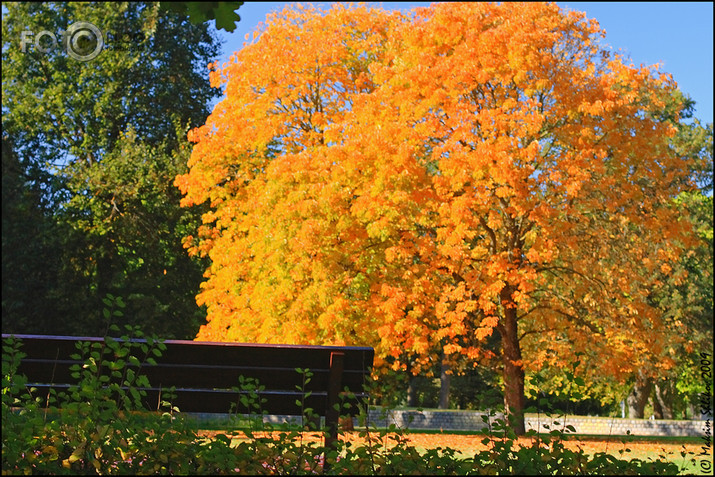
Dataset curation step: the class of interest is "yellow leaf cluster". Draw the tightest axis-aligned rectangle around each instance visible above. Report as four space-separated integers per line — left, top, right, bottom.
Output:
177 3 700 385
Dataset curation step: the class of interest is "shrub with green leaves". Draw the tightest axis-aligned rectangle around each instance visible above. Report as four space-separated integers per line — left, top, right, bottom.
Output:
469 410 688 475
2 323 202 474
0 300 696 474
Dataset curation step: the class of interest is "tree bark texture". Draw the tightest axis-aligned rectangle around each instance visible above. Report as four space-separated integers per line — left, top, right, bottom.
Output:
406 374 419 407
499 285 526 435
651 395 664 420
627 369 654 418
439 356 451 409
654 379 675 419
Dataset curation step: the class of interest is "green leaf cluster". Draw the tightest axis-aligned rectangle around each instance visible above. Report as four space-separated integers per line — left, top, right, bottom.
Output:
2 2 221 338
159 2 244 33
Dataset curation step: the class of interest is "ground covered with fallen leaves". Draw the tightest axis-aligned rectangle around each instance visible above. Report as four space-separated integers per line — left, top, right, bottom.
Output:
199 429 703 459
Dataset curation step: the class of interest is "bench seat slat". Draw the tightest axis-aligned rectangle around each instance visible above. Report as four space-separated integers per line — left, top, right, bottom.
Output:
16 360 368 392
8 335 372 370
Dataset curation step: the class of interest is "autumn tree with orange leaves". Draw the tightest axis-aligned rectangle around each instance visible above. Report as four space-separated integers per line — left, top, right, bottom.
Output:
176 3 703 434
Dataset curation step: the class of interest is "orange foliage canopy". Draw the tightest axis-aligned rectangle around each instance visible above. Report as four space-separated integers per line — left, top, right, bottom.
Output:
176 3 698 389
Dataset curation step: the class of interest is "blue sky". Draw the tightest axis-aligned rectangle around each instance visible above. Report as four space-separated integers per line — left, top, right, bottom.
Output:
214 2 713 125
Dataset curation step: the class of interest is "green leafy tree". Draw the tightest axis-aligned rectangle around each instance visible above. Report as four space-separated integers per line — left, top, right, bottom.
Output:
2 2 221 337
653 189 713 418
625 110 713 419
2 136 70 334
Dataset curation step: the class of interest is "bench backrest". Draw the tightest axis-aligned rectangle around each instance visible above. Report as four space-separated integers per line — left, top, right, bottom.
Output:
2 334 374 418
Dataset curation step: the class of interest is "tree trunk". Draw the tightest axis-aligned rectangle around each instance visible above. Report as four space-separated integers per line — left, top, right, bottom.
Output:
498 286 526 435
407 374 419 407
654 380 675 419
651 395 663 419
439 356 451 409
626 369 653 418
687 401 698 420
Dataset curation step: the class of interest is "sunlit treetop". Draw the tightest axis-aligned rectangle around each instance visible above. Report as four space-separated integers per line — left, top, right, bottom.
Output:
176 2 701 397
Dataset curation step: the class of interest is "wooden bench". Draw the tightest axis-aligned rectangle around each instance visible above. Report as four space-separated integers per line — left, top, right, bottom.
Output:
2 334 374 454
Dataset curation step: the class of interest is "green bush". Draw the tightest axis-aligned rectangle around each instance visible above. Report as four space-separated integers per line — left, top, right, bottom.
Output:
2 327 695 475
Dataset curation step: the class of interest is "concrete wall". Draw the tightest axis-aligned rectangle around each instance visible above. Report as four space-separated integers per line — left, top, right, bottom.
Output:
524 414 708 437
358 409 708 437
188 410 708 437
361 409 502 432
